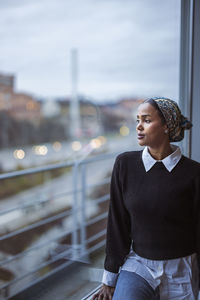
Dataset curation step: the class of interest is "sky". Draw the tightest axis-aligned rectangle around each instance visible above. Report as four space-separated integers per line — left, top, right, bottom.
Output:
0 0 181 102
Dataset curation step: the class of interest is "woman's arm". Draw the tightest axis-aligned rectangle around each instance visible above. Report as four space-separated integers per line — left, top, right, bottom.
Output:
194 173 200 288
104 155 132 273
92 156 132 300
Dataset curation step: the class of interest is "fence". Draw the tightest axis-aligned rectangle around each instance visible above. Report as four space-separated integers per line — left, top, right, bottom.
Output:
0 151 118 299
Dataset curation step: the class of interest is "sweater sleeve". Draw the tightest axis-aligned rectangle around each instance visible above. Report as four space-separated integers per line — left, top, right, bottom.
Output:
194 173 200 289
104 156 132 273
195 173 200 254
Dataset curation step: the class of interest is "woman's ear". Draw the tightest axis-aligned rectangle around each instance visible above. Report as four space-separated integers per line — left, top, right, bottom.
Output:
163 124 169 134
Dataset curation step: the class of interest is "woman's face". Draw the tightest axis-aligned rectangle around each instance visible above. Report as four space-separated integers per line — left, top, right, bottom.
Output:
136 103 168 148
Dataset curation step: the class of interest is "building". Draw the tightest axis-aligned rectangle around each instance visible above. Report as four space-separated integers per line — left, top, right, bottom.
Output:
0 72 41 125
0 73 14 93
9 93 41 124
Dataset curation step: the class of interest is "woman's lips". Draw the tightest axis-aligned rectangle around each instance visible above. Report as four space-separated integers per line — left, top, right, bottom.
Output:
137 134 145 139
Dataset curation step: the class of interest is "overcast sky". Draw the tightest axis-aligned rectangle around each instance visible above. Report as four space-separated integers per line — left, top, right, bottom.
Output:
0 0 181 102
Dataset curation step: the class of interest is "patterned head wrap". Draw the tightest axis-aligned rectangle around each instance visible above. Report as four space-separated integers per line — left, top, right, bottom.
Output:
146 97 193 142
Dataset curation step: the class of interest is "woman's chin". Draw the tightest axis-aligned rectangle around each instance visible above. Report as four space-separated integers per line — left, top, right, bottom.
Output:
137 139 146 146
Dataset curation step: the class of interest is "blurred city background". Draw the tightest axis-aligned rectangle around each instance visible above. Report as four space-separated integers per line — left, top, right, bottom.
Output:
1 0 197 299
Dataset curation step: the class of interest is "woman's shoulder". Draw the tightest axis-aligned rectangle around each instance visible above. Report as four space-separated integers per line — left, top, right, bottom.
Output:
182 155 200 167
116 150 143 163
181 155 200 175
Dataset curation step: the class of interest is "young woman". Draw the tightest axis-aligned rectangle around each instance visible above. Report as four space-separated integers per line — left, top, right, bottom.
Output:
92 97 200 300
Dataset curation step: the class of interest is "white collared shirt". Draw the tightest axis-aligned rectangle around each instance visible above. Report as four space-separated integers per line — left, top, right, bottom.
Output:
142 144 182 172
102 145 199 298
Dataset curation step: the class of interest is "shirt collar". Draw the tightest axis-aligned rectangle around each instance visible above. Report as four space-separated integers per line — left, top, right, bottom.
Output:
142 144 182 172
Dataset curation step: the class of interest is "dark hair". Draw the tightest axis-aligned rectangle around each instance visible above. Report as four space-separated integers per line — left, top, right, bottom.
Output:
143 98 166 125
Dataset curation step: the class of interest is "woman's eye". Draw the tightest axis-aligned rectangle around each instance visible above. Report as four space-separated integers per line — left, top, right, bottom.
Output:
145 119 151 123
136 119 140 123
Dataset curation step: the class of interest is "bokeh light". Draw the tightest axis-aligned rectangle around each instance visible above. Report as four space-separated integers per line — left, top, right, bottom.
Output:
90 138 102 149
71 141 82 151
33 145 48 155
119 125 130 136
52 141 62 152
13 149 25 160
98 136 107 145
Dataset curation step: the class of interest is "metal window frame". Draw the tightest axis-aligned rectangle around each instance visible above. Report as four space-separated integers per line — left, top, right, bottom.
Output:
179 0 200 161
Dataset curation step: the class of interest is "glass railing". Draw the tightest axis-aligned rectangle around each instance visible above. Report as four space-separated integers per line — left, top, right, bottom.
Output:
0 151 119 299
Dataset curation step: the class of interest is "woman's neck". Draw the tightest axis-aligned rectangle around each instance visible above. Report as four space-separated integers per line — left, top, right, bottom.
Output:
148 144 173 160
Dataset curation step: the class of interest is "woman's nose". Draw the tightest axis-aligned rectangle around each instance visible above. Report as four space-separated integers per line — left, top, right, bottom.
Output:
136 121 143 131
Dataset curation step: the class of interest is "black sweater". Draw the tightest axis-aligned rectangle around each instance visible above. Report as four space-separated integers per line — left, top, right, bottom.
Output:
104 151 200 273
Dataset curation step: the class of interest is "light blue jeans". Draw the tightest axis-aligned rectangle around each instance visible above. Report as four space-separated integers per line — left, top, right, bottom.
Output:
112 270 160 300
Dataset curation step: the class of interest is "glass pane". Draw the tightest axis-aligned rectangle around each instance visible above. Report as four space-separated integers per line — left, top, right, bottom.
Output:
0 1 181 299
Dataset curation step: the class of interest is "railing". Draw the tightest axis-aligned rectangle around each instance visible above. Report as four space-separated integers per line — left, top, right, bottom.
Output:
0 151 118 299
81 285 102 300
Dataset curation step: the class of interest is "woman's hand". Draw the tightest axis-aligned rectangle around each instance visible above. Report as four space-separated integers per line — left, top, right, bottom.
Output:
91 284 115 300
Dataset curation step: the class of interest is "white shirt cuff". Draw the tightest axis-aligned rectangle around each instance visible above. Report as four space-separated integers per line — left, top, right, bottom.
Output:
102 269 119 287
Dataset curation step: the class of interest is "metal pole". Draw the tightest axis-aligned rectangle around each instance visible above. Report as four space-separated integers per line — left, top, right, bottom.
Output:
80 163 87 258
72 162 79 260
190 0 200 162
69 48 81 138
